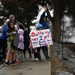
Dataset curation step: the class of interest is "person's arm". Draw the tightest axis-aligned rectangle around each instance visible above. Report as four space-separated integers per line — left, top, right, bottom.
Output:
36 8 45 22
32 8 46 23
39 12 45 23
2 25 7 33
6 31 16 37
1 25 7 39
47 22 50 29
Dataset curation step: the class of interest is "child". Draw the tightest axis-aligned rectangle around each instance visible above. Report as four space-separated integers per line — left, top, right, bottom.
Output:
5 22 17 65
17 29 24 62
29 39 38 61
36 24 50 61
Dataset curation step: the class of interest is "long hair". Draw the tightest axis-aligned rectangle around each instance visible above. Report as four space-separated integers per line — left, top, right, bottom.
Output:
22 19 29 26
7 22 15 29
9 14 17 24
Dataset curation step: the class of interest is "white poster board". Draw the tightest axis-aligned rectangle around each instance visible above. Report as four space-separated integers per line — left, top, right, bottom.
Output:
30 29 53 48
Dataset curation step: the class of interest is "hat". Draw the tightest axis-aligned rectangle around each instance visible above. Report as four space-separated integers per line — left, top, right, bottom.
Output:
37 24 43 28
22 19 28 25
23 19 28 23
24 19 28 22
9 14 14 20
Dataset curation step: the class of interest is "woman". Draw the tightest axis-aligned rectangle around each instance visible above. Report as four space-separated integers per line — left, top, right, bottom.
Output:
22 19 32 58
5 22 17 65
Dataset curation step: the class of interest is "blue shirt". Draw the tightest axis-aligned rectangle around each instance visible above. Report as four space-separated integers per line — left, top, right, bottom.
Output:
1 25 7 39
41 21 50 29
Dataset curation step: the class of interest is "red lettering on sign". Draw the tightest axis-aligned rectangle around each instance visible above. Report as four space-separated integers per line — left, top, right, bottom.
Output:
36 42 38 45
45 31 48 34
31 32 35 37
44 36 46 40
38 31 42 35
36 38 38 41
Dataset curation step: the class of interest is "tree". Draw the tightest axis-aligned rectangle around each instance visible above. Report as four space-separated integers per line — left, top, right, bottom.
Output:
39 0 75 42
1 0 75 42
39 0 61 42
0 0 38 22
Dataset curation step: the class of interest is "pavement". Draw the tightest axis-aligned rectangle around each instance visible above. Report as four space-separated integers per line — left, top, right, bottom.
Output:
0 47 51 75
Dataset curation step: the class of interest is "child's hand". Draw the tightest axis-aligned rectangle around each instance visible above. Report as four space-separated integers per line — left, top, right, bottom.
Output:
14 25 18 31
13 31 16 34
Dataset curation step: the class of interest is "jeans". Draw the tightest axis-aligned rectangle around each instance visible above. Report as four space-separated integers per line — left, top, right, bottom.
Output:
34 53 38 58
1 39 7 59
45 46 48 55
37 46 49 60
24 44 32 58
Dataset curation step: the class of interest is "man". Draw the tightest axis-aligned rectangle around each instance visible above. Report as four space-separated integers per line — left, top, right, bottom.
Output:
39 5 50 59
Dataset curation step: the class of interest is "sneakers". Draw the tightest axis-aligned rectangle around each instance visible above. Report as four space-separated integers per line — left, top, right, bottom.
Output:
5 60 16 66
4 62 10 66
46 57 50 61
10 62 16 66
35 58 38 61
38 59 42 62
11 60 16 65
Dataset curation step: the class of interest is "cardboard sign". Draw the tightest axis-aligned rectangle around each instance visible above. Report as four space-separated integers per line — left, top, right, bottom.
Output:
30 29 53 48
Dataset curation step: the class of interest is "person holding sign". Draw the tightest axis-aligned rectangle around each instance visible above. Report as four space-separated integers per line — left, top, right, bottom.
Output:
36 24 50 61
39 5 50 59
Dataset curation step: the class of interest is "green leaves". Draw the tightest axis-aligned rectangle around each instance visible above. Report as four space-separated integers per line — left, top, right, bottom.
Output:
0 0 38 22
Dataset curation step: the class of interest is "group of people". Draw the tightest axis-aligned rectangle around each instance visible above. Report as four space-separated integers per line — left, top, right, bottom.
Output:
1 15 32 65
0 5 51 66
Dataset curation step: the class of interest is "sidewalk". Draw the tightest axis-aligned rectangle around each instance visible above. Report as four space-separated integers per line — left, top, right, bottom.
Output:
0 47 51 75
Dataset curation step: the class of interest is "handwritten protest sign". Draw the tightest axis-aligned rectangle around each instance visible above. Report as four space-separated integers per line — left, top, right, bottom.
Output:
30 29 53 48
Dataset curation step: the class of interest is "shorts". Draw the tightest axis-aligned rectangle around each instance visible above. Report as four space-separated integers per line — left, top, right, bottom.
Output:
7 42 14 52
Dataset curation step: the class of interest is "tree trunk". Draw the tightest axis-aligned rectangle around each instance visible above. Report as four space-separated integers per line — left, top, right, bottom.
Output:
52 0 61 42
